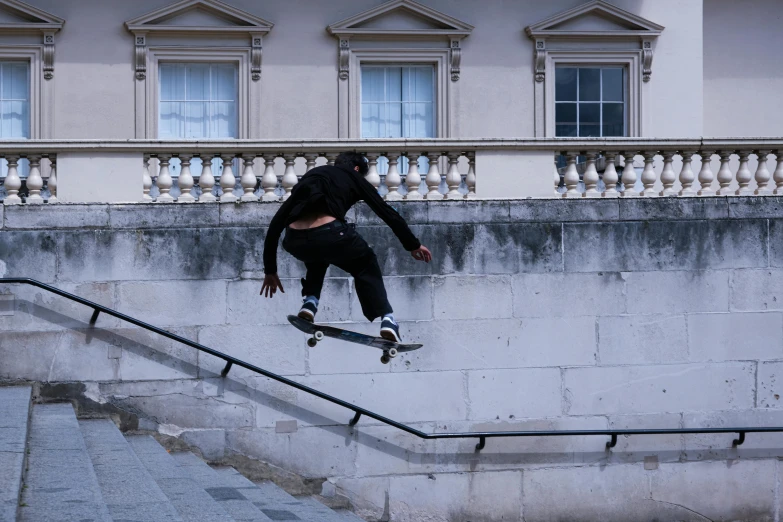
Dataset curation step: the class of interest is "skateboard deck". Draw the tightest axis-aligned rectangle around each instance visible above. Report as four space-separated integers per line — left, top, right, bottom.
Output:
287 315 422 364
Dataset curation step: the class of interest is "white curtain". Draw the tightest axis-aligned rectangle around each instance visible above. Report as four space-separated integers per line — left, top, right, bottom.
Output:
0 62 30 179
159 63 237 178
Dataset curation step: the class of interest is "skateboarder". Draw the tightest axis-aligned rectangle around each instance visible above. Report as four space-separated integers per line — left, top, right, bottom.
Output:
260 151 432 342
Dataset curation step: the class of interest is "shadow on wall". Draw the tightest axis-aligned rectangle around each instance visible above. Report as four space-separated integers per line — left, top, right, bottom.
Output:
6 298 783 469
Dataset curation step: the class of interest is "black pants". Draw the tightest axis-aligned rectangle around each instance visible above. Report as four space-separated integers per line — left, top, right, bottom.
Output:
282 220 392 321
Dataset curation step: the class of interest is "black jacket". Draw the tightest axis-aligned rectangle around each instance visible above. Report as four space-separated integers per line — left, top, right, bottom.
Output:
263 165 421 274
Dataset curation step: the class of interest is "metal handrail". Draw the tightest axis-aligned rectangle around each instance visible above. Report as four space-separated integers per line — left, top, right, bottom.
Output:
3 276 782 451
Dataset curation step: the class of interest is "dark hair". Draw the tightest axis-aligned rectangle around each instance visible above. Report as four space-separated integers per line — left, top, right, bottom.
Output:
334 151 368 176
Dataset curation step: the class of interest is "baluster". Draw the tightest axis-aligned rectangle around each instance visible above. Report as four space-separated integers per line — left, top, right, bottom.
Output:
385 152 403 200
553 156 560 195
199 154 217 202
735 151 752 195
305 153 318 173
404 152 423 200
326 152 338 166
774 150 783 195
177 154 196 202
240 154 259 202
47 155 58 203
697 150 715 196
640 151 657 197
219 154 237 202
678 151 696 196
563 152 580 197
659 152 676 196
466 152 476 199
445 152 462 199
716 151 734 195
142 154 152 201
424 152 442 199
621 152 638 197
156 154 174 202
754 150 772 195
281 153 298 200
261 154 279 201
26 155 43 204
3 155 21 205
602 152 619 197
365 152 381 189
582 152 600 197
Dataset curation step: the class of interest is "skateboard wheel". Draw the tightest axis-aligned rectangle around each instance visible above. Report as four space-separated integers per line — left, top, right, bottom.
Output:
314 330 325 341
307 338 318 348
380 355 390 364
388 348 398 358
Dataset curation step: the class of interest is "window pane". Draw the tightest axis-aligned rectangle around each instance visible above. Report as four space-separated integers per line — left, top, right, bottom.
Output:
386 67 402 103
362 66 433 139
160 64 185 101
386 101 402 138
579 103 600 137
0 100 27 138
403 101 434 138
158 101 181 139
361 102 383 138
186 64 208 101
184 101 207 138
361 67 386 102
403 67 434 103
602 103 624 136
211 65 236 101
579 68 600 101
555 103 577 137
210 101 237 138
602 68 624 102
555 68 577 101
3 63 28 100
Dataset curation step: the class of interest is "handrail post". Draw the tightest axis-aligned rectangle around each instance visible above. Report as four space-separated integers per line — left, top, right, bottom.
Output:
733 431 746 447
475 436 486 451
606 434 618 449
349 412 362 426
221 361 233 377
85 309 101 344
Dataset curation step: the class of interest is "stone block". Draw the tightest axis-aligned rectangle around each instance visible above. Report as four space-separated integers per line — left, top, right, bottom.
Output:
607 413 683 463
467 368 562 420
4 204 110 229
757 361 783 409
729 196 783 219
353 422 439 477
771 220 783 268
598 315 688 365
35 331 120 382
564 220 768 272
414 224 476 275
522 464 650 522
109 203 219 229
118 280 227 327
388 471 523 522
731 269 783 311
564 363 755 415
334 476 388 521
58 152 142 203
0 331 63 381
349 276 432 322
433 276 512 320
397 318 596 372
181 429 225 461
198 324 306 378
226 278 349 325
688 312 783 362
511 198 619 222
226 425 357 478
682 409 783 460
308 321 394 375
620 197 728 221
354 200 428 227
428 200 510 223
474 223 563 274
650 460 775 521
625 271 729 313
0 230 57 281
217 202 280 227
114 391 253 430
513 272 626 317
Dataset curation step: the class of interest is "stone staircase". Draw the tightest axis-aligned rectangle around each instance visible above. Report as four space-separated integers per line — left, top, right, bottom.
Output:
0 386 365 522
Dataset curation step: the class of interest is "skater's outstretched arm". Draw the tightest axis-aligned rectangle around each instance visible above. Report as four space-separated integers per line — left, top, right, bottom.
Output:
261 190 301 298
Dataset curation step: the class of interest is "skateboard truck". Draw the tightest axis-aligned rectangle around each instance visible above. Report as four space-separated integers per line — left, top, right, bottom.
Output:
307 330 325 347
380 347 398 365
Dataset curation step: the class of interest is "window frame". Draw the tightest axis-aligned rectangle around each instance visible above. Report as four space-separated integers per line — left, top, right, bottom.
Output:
0 47 47 139
145 48 251 139
554 64 628 138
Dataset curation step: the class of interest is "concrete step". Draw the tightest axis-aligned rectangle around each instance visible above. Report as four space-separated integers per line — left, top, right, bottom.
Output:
19 403 111 522
214 467 352 522
80 418 183 521
126 434 234 522
172 452 272 522
332 508 367 521
296 497 367 521
0 386 32 522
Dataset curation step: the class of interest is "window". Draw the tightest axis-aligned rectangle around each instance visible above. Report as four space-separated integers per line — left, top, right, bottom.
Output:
361 65 435 139
555 66 626 137
0 61 30 179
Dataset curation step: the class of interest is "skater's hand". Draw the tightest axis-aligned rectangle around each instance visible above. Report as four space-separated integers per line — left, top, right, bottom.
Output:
411 245 432 263
260 274 285 298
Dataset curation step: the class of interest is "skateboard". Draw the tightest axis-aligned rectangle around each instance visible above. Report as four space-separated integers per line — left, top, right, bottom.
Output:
287 315 423 364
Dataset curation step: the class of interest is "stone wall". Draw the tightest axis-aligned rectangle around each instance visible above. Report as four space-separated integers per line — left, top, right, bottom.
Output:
2 198 783 521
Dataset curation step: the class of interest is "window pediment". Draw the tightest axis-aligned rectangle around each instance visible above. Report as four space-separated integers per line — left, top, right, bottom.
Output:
327 0 473 38
0 0 63 81
125 0 273 34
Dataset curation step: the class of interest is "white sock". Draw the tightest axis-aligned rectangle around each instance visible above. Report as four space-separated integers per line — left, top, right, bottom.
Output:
304 296 319 307
383 313 396 324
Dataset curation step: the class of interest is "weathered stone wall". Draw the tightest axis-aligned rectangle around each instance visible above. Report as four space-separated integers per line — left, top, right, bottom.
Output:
2 198 783 521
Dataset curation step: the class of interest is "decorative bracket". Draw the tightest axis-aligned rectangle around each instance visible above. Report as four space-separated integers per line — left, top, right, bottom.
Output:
534 39 546 83
450 39 461 81
134 34 147 81
642 38 653 82
42 32 55 80
338 38 350 81
251 34 263 81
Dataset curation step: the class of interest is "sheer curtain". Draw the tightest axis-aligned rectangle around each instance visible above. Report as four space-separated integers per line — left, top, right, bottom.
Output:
0 62 30 179
361 65 434 181
159 63 238 180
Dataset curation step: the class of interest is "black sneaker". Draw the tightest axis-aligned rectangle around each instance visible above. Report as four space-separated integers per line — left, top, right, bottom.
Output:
380 317 401 343
298 300 317 322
